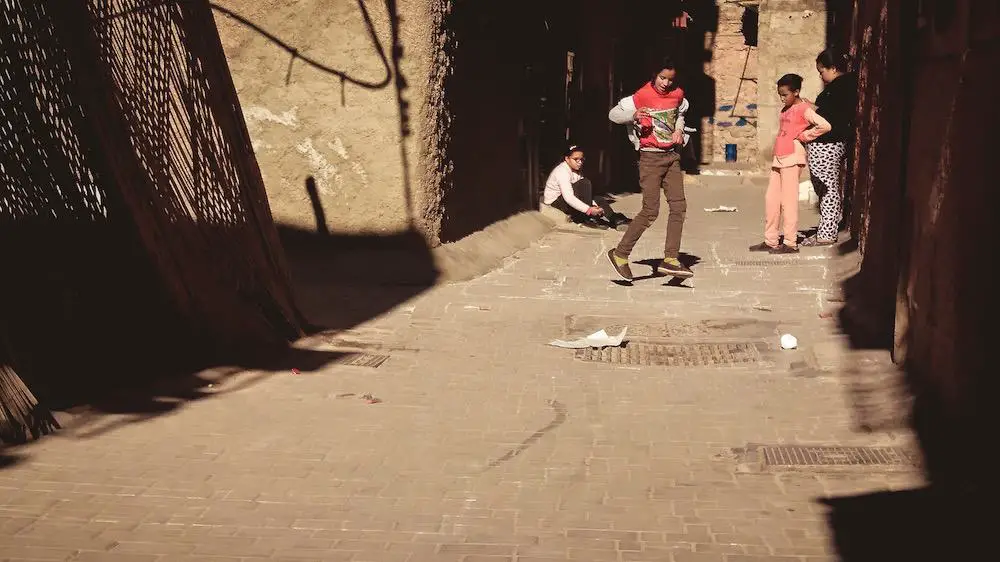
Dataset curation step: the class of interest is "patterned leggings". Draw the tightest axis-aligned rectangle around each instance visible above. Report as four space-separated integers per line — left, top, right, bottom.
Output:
806 141 847 241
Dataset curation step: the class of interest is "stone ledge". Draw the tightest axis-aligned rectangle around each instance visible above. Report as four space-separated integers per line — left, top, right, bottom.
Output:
433 210 557 283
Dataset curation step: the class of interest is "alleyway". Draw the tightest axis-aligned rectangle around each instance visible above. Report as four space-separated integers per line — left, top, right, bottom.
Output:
0 178 922 561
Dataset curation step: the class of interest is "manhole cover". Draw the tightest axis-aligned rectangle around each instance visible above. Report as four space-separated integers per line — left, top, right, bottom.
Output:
575 342 760 367
728 259 806 267
736 444 920 473
336 353 390 368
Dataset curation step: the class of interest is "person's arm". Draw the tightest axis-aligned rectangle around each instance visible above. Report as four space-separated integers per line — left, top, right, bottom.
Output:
609 96 638 125
672 97 689 145
799 107 832 142
554 167 593 214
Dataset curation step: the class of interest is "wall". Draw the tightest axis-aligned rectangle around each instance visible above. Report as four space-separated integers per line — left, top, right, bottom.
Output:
707 1 759 164
756 0 827 166
892 0 996 489
845 0 998 490
841 0 910 344
212 0 445 242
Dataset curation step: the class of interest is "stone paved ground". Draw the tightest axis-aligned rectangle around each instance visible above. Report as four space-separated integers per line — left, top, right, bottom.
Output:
1 177 922 561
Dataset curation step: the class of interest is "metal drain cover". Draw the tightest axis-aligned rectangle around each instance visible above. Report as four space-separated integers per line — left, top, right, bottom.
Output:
736 444 920 473
575 342 760 367
336 353 390 368
728 259 806 267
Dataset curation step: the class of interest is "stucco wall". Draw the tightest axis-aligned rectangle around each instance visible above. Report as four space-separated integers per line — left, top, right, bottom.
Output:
212 0 446 242
756 0 827 167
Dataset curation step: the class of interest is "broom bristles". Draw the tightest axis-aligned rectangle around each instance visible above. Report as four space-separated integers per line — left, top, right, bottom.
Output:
0 364 59 444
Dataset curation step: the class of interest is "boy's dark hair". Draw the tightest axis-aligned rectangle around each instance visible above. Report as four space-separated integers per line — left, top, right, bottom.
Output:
816 46 852 72
776 73 803 90
564 144 584 157
650 56 678 84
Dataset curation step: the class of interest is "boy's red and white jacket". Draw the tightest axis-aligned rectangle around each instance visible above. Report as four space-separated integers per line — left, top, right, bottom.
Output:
609 84 691 151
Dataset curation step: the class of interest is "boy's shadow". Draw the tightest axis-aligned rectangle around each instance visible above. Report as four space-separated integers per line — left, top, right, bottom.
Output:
612 253 701 287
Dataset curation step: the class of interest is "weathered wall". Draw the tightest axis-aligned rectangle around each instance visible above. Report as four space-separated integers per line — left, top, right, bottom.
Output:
212 0 446 242
892 0 995 488
708 1 759 164
756 0 827 166
845 0 997 490
842 0 909 342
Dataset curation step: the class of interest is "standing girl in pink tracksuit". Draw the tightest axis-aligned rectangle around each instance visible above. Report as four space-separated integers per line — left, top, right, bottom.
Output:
749 73 831 254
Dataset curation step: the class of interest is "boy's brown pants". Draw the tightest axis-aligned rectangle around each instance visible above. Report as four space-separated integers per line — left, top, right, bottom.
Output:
614 150 686 259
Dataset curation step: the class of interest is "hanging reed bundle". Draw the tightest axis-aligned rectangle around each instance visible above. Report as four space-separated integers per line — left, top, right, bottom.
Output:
0 364 59 444
0 0 304 440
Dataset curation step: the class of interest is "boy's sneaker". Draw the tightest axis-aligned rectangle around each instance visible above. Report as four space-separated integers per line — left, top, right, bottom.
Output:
769 244 800 255
748 241 774 252
657 257 694 278
607 250 634 281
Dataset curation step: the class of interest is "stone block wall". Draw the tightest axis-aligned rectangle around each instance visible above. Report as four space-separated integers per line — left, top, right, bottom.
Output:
707 1 759 165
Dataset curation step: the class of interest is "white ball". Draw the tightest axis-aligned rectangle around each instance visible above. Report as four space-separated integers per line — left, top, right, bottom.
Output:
780 333 798 350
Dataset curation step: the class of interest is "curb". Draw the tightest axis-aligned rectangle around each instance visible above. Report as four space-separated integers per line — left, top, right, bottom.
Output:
433 211 557 283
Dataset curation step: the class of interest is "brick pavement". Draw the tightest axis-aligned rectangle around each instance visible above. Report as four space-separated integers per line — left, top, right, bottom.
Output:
0 177 922 561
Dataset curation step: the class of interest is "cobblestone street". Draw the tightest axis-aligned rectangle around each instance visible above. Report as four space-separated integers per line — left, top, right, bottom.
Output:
0 179 923 561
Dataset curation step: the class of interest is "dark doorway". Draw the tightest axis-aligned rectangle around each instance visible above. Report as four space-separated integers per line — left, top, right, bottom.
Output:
439 0 721 235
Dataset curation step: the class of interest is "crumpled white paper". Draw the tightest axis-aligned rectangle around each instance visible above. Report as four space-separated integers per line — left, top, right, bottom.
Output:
549 327 628 349
704 206 738 212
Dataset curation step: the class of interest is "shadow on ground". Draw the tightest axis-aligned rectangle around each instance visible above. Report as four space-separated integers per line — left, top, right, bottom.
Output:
0 453 23 470
611 253 702 286
821 487 989 561
0 215 439 450
26 224 440 444
828 249 992 560
277 225 438 332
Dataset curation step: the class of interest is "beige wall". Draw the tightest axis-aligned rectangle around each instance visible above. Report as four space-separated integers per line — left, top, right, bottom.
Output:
213 0 446 242
756 0 827 167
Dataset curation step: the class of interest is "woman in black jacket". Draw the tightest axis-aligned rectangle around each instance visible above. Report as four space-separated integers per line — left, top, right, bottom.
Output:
803 47 857 246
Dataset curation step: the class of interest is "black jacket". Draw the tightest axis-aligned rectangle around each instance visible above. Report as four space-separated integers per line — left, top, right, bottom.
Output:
813 73 857 144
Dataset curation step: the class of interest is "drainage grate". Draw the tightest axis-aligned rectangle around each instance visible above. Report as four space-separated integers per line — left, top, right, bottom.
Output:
575 342 760 367
728 259 806 267
759 445 918 467
336 353 391 368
